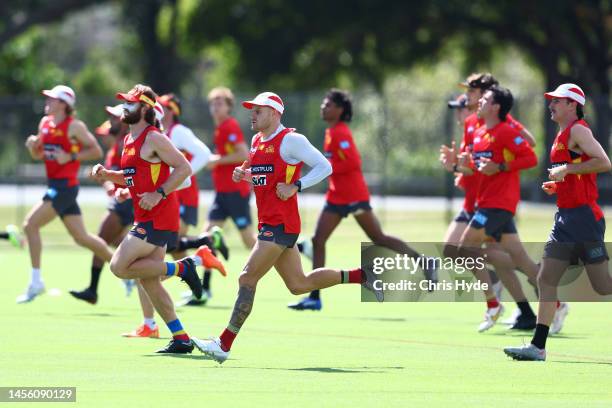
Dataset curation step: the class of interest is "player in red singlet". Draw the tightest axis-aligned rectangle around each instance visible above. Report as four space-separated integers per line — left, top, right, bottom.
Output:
19 85 113 304
288 88 435 311
91 84 220 353
505 84 612 361
192 92 383 364
69 104 134 305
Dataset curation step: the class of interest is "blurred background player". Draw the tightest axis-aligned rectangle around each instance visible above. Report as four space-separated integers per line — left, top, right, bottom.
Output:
19 85 113 303
289 88 436 311
505 84 612 361
201 87 256 300
455 86 539 332
192 92 383 363
0 225 23 248
70 104 133 305
440 73 540 329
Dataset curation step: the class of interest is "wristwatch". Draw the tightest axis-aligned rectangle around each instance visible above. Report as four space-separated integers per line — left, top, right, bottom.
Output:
499 162 507 172
156 187 167 199
71 153 78 162
293 180 302 192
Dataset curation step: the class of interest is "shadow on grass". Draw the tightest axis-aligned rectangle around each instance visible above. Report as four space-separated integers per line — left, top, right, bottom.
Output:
325 316 407 323
553 360 612 366
489 332 588 340
227 366 405 374
142 353 212 361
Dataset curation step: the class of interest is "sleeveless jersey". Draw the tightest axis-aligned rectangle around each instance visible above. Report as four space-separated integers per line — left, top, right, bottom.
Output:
121 126 180 231
250 128 303 234
40 115 81 186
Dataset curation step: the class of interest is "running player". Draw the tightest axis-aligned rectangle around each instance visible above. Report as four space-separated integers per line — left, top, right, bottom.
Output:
0 225 22 248
19 85 114 303
202 87 256 299
191 91 383 363
504 84 612 361
440 74 540 329
92 84 218 353
70 104 133 304
456 85 540 332
289 88 435 311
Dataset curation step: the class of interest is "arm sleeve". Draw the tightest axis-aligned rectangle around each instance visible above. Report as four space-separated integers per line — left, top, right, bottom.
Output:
328 131 362 175
171 126 211 174
503 131 537 172
280 133 332 190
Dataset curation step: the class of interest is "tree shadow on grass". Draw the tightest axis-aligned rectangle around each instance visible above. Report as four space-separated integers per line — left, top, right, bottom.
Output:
553 360 612 366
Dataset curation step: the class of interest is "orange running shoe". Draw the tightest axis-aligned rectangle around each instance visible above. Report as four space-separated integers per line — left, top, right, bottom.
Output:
121 324 159 338
195 245 227 277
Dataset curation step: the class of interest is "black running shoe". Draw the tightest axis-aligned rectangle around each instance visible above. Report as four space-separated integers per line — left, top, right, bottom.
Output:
156 339 194 354
510 313 537 330
69 288 98 305
179 258 203 299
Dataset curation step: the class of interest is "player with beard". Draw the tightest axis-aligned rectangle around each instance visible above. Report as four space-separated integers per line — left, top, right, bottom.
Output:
91 84 219 353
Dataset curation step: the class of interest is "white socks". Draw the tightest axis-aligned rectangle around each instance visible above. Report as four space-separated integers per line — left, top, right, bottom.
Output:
31 268 42 286
144 318 157 329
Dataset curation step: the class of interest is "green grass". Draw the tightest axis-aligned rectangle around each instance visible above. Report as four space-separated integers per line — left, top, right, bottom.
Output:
1 203 611 407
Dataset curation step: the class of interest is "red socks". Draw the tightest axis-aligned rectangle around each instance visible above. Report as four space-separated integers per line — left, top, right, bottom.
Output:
219 328 237 352
341 268 363 284
486 298 500 309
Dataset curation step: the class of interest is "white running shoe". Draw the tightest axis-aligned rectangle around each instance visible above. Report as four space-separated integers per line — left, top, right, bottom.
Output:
478 303 504 332
504 343 546 361
502 308 522 325
16 281 45 303
550 302 569 335
192 337 229 364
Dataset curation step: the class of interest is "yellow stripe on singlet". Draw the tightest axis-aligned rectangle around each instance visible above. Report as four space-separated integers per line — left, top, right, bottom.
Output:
151 163 161 185
285 165 296 184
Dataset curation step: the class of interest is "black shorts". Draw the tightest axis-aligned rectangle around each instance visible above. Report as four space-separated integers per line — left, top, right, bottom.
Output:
468 208 517 242
108 198 134 227
544 205 608 265
208 191 252 229
323 201 372 218
180 205 198 227
454 209 474 223
129 221 179 250
258 224 299 248
43 179 81 217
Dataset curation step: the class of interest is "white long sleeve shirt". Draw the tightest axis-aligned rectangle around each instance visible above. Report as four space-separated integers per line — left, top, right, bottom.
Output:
255 124 332 190
167 123 211 174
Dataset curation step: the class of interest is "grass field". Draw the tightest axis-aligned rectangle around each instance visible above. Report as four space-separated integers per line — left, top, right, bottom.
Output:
1 201 611 407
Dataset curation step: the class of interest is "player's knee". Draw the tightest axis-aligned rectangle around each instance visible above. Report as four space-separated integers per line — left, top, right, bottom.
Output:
23 218 37 234
238 272 259 289
110 258 129 279
72 233 90 247
593 284 612 296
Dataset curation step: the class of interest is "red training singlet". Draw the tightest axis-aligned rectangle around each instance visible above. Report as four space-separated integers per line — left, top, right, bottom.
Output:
105 137 125 190
213 117 250 196
40 115 81 186
121 126 180 231
324 121 370 204
250 128 303 234
550 119 602 220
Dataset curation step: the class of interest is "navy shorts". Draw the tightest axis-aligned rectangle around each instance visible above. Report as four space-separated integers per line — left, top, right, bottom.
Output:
544 205 608 265
108 198 134 227
323 201 372 218
258 224 299 248
129 221 179 250
454 209 474 223
468 208 517 242
43 179 81 217
208 192 252 229
180 205 198 227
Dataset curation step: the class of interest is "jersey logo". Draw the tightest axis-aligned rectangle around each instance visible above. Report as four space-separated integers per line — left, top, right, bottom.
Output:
259 144 266 150
513 136 524 145
43 144 61 160
339 140 350 149
265 145 275 154
228 133 237 142
251 165 274 174
123 167 136 187
473 211 488 226
554 142 565 151
123 147 136 156
252 175 267 186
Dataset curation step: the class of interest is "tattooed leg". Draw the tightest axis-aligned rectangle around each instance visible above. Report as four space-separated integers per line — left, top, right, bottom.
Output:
226 286 256 334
